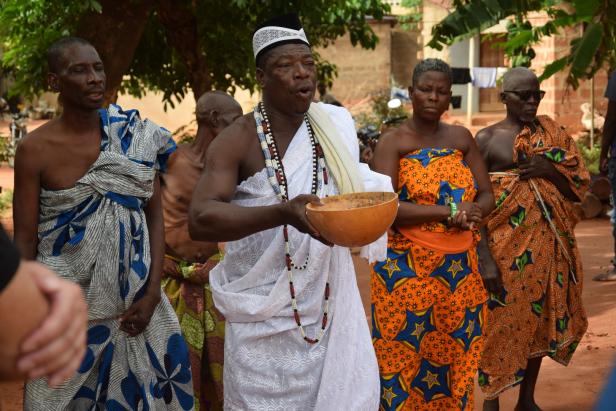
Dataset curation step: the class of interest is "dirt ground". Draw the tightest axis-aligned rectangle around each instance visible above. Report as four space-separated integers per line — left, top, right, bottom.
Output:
1 213 614 410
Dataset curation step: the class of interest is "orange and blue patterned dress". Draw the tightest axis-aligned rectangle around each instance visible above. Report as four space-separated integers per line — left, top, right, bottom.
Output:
371 148 488 410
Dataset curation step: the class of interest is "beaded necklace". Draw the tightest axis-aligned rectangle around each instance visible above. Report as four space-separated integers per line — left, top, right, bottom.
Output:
254 101 330 344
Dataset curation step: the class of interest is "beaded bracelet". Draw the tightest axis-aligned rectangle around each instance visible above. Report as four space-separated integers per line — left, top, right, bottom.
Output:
449 201 458 218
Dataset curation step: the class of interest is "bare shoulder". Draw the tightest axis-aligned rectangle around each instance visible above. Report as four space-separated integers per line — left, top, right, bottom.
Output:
474 124 497 145
165 143 189 169
440 122 473 151
212 114 254 149
376 125 405 151
15 119 60 163
443 122 473 139
205 113 257 169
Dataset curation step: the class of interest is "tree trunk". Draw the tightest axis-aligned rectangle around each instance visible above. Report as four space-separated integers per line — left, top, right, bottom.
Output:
75 0 156 106
156 0 212 102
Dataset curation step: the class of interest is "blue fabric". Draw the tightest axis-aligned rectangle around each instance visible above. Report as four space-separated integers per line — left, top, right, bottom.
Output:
26 105 192 410
595 361 616 410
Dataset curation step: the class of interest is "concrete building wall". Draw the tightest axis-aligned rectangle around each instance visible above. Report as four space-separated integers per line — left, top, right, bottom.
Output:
449 38 480 114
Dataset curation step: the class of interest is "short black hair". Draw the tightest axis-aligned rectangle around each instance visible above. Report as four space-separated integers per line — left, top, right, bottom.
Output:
47 36 95 73
412 58 453 87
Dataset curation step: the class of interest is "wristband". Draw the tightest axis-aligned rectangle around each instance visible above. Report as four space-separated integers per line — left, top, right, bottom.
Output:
448 202 458 218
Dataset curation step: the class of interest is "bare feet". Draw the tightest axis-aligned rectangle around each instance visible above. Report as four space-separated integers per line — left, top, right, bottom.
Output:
514 400 543 411
593 267 616 281
483 398 499 411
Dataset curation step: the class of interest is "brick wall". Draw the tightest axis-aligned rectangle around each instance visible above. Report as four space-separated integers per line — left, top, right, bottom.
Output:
391 29 420 87
531 20 608 133
316 21 394 105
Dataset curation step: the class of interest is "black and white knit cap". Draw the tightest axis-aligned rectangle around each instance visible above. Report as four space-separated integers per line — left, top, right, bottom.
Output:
253 13 310 62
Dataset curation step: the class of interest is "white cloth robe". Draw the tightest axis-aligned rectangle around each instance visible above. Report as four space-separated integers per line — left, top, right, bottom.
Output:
209 103 391 410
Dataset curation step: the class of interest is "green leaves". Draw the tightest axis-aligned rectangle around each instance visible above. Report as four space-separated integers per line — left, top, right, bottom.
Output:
0 0 390 106
427 0 546 50
0 0 102 98
428 0 615 89
567 22 603 87
538 57 568 82
531 301 543 315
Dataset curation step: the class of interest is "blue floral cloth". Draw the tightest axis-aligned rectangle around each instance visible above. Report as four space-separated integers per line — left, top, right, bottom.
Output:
24 105 194 410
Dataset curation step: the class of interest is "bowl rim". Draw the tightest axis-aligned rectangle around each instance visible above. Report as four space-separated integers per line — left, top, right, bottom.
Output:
305 191 398 213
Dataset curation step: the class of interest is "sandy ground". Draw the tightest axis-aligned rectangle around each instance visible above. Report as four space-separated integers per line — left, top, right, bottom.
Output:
0 213 614 410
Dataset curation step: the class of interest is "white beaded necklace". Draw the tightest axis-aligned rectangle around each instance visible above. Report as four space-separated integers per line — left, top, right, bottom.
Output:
253 102 331 344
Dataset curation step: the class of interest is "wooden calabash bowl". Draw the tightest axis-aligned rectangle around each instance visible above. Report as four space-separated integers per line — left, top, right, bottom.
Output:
305 192 398 247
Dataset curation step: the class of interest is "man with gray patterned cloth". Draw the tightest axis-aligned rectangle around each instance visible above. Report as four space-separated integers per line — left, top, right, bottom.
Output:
13 36 193 409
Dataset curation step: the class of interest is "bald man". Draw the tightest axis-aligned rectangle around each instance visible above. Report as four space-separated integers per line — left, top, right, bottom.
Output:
475 68 589 411
161 91 242 411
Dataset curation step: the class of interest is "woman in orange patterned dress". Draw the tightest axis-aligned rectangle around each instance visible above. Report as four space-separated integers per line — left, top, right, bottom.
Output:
371 59 495 410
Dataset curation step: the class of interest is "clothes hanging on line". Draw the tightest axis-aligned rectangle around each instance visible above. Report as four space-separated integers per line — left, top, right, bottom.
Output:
451 68 472 84
471 67 497 88
496 67 508 82
451 95 462 109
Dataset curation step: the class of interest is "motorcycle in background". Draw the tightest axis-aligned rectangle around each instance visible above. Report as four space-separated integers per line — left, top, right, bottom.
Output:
0 97 28 167
357 99 407 164
9 111 28 143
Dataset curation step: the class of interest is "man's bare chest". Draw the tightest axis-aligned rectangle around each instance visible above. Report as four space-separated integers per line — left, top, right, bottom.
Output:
40 141 102 191
485 134 517 172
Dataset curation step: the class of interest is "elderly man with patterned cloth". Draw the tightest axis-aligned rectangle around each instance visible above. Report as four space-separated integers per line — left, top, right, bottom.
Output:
13 37 193 410
189 13 391 410
476 67 589 411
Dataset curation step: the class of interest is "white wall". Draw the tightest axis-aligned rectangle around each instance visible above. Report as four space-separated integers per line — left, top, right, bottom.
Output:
448 37 479 114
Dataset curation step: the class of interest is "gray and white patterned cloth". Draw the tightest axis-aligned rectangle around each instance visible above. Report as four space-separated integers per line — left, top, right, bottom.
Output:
24 105 194 410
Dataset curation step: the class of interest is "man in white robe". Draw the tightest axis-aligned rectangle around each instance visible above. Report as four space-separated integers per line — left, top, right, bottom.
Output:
189 13 390 410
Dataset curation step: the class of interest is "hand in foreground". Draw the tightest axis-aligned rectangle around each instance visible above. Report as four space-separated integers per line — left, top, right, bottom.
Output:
284 194 333 246
119 291 160 337
457 202 482 224
17 262 87 387
478 252 504 295
162 257 181 279
447 210 470 230
518 155 556 180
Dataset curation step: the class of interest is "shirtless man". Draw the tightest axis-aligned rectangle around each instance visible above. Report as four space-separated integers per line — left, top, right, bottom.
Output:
162 91 242 263
13 36 192 409
476 67 588 411
161 91 241 410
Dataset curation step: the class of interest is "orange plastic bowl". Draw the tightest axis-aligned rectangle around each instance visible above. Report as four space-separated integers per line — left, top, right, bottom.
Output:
305 192 398 247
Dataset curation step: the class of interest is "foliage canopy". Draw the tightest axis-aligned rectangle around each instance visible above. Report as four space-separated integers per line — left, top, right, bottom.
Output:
427 0 616 88
0 0 390 106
